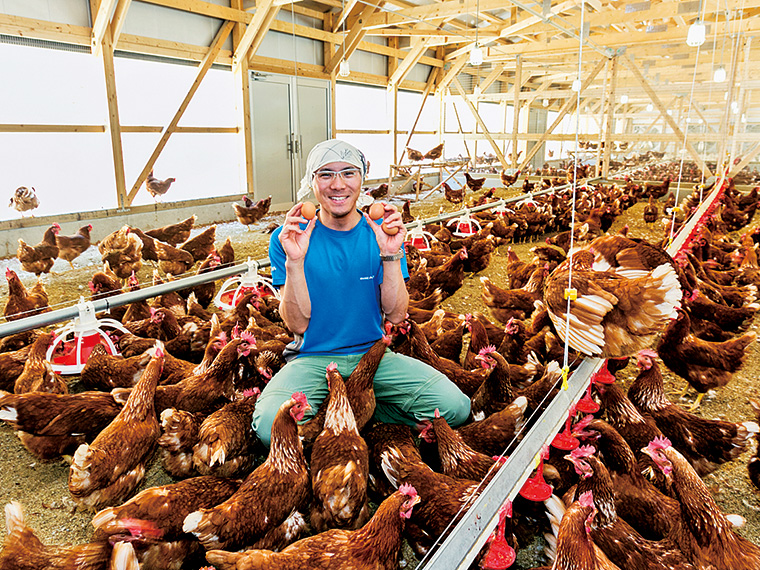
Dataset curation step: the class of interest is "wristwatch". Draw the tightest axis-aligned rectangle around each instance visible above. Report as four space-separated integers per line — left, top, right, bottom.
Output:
380 251 404 262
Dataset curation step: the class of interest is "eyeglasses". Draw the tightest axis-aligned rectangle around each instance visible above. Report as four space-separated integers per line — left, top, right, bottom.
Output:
314 168 361 183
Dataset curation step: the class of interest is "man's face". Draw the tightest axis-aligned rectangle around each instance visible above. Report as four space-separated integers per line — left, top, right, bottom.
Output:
312 161 363 219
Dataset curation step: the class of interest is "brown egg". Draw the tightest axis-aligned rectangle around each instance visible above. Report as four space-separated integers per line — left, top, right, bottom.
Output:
369 202 385 220
381 222 399 235
301 201 316 220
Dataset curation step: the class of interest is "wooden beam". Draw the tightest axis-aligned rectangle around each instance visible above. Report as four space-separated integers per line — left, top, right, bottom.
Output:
100 29 128 209
389 37 433 87
232 0 254 196
451 78 508 169
518 57 607 171
126 20 234 205
324 3 378 75
332 0 359 32
620 52 712 178
137 0 252 23
399 67 440 162
438 52 469 91
233 0 276 71
91 0 118 56
109 0 131 46
477 64 504 94
511 55 521 169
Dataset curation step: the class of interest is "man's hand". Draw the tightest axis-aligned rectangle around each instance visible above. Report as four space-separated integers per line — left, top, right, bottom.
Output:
280 202 317 262
363 203 406 255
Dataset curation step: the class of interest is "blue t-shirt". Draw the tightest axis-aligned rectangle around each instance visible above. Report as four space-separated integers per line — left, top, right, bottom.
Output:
269 214 408 358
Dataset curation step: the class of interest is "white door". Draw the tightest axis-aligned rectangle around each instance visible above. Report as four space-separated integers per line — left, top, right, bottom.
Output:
250 74 330 208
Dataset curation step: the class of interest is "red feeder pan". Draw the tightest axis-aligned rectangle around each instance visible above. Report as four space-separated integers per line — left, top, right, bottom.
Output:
46 297 129 375
214 258 280 311
592 362 616 385
404 219 435 252
519 471 553 502
575 383 600 414
519 455 553 502
551 414 580 451
447 209 481 237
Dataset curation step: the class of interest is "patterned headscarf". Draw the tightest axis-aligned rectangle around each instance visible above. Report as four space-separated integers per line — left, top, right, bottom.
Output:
297 139 368 200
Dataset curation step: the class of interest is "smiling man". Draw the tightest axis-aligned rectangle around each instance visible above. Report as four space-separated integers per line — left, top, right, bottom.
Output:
251 139 471 446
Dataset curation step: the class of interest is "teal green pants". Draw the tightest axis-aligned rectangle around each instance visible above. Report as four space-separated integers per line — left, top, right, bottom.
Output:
251 349 471 447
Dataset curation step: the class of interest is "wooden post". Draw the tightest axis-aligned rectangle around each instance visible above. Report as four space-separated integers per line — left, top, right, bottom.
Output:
602 56 617 178
232 0 254 196
101 27 127 209
511 56 521 169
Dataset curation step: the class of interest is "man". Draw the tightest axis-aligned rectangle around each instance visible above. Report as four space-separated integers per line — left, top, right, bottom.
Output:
252 139 470 446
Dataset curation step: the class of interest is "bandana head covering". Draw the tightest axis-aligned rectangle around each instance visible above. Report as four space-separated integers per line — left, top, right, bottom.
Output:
297 139 368 200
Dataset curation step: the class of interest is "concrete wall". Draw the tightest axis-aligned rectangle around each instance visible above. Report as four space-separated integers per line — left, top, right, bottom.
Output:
0 194 260 259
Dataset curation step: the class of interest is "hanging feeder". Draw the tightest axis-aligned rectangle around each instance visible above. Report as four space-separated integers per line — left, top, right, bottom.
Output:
45 297 130 375
551 412 580 451
404 218 436 251
491 201 511 217
446 208 481 237
214 258 280 311
519 449 553 502
575 382 600 414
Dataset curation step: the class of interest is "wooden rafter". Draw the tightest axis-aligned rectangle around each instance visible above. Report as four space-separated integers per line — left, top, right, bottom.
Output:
333 0 359 33
451 78 508 169
110 0 131 45
324 3 379 75
126 20 234 205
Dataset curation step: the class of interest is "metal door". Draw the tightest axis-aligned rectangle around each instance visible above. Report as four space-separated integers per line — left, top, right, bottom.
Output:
251 77 296 206
250 74 330 207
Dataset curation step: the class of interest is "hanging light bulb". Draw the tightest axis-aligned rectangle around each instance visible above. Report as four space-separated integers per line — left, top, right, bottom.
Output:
571 78 582 92
338 58 350 77
731 101 739 113
713 66 727 82
542 98 549 108
469 44 484 66
620 94 629 104
646 103 654 112
473 84 482 98
686 20 706 47
741 113 747 123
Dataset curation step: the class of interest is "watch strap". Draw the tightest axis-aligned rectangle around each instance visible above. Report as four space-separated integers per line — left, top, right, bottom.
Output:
380 251 404 262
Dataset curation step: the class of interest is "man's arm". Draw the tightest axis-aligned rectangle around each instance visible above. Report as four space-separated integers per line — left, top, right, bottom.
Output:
279 260 311 334
379 257 408 324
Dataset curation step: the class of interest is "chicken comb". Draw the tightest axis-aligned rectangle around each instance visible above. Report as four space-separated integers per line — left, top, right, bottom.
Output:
151 342 165 360
242 388 260 398
291 392 308 407
570 445 595 460
239 330 256 345
399 483 418 499
572 415 597 437
478 345 498 356
326 362 338 373
119 518 164 540
217 331 228 346
638 349 658 359
647 435 672 452
231 323 241 339
5 267 13 278
434 408 441 419
578 490 595 509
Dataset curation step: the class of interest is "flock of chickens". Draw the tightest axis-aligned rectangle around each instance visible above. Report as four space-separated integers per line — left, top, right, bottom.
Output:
0 169 760 569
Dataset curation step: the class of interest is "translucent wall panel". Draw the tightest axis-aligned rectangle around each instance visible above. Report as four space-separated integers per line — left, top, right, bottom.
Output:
0 43 243 219
336 83 391 131
338 134 393 181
